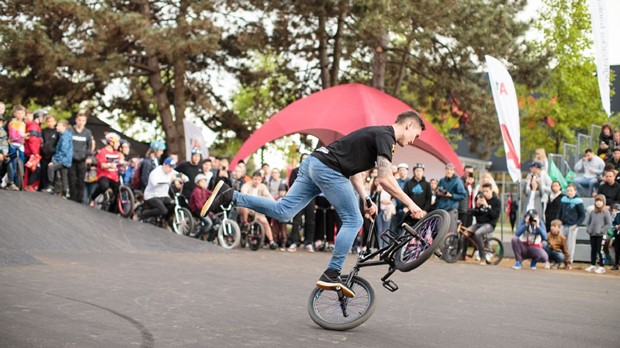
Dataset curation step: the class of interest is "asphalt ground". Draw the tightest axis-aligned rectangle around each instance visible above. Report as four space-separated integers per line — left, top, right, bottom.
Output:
1 190 619 348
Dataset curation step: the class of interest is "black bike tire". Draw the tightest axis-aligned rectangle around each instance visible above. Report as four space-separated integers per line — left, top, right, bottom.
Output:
440 232 460 264
218 219 241 249
15 157 24 190
248 221 265 251
308 275 376 331
484 237 504 265
117 185 135 218
394 209 450 272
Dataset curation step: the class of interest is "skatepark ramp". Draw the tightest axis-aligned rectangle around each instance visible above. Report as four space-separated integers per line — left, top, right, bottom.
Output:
0 191 215 265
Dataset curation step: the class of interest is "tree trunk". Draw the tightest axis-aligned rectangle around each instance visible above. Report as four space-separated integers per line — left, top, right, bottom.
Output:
330 0 347 87
317 4 331 89
372 30 388 91
140 0 184 159
392 41 411 97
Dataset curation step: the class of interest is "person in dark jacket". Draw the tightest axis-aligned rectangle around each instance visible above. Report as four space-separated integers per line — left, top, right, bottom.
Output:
68 112 93 203
39 114 58 191
175 147 204 199
467 183 501 265
544 181 564 231
558 184 586 267
403 163 432 213
597 170 620 209
139 140 166 191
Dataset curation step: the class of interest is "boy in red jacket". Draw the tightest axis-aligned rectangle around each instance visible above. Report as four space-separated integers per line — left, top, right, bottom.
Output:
190 174 214 240
23 110 45 191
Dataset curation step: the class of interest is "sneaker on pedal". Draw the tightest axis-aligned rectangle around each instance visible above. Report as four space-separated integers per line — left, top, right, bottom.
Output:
316 269 355 298
200 181 234 217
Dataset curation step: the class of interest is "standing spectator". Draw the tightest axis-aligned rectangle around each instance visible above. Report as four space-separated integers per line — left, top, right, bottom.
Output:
522 176 544 216
429 178 438 211
582 195 611 274
267 168 287 199
288 153 315 252
558 184 586 268
534 148 549 172
371 179 394 248
23 109 44 191
573 148 605 197
390 162 410 232
545 219 570 269
175 147 204 199
39 114 58 191
436 163 466 235
68 112 93 203
610 204 620 270
270 183 289 250
0 102 5 119
6 105 27 190
506 192 519 232
473 172 500 197
596 170 620 209
0 114 8 186
525 161 552 203
511 209 549 270
468 183 501 265
544 181 564 231
403 163 432 213
89 133 121 208
459 172 476 227
597 124 613 159
43 120 73 197
139 140 166 191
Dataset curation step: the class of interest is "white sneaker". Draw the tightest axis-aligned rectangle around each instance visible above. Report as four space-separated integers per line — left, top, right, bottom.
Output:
485 253 492 262
595 266 606 274
544 261 551 269
474 250 480 261
585 265 596 272
305 244 315 253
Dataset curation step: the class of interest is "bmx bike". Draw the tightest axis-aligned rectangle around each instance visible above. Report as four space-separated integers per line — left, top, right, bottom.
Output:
440 220 504 265
307 209 450 331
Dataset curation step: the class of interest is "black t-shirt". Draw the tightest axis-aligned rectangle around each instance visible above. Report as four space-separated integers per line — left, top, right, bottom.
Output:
312 126 396 177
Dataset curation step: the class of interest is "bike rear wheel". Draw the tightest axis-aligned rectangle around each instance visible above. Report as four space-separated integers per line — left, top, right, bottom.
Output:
218 219 241 249
247 221 265 251
440 232 460 263
171 207 194 236
117 185 135 218
483 237 504 265
394 209 450 272
308 275 376 331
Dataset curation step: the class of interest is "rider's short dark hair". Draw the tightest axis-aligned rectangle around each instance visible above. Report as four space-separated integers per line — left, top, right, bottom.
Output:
395 110 425 131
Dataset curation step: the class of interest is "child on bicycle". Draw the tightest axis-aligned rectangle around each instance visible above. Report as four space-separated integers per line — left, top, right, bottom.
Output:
189 173 215 241
88 132 121 208
43 119 73 197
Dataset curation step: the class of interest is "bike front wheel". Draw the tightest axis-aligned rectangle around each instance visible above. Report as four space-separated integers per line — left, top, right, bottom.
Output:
308 275 376 331
117 185 135 218
440 232 460 263
171 207 194 236
483 237 504 265
394 209 450 272
218 219 241 249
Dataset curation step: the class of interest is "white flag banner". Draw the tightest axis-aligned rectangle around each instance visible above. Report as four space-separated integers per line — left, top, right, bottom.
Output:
183 119 210 160
485 55 521 182
588 0 611 116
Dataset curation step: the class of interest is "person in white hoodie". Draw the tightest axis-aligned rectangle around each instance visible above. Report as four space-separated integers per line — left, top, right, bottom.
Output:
573 148 605 197
140 157 183 221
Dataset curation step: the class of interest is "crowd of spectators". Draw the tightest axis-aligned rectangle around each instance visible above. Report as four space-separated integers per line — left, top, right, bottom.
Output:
1 102 618 273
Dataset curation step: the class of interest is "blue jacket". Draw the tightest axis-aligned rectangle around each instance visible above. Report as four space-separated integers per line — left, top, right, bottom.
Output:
436 175 466 210
515 220 548 240
558 195 585 226
53 131 73 168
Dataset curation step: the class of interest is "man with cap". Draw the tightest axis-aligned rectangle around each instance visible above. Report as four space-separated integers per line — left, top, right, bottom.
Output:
525 161 552 205
140 157 183 221
403 163 432 213
437 163 467 235
175 147 204 199
390 162 411 232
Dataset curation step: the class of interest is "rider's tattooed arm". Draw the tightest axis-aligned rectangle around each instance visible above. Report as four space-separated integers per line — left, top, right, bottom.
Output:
375 155 424 218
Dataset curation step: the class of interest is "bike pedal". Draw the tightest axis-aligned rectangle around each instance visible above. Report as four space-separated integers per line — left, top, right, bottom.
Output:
382 280 399 292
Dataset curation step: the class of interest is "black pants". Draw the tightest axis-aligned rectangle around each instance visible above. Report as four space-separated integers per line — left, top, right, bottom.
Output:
90 177 119 202
38 157 52 190
0 160 8 185
614 235 620 266
69 160 87 203
290 198 315 246
590 235 604 266
141 197 173 219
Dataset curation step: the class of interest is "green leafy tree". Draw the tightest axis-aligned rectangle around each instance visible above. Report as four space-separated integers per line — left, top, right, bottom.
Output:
519 0 608 158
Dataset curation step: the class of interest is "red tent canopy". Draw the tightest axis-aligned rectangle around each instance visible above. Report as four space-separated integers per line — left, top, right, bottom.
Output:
231 83 462 177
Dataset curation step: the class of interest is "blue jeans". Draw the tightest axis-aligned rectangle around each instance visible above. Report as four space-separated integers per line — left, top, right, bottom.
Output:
234 155 363 272
544 246 565 263
573 176 597 197
8 144 24 185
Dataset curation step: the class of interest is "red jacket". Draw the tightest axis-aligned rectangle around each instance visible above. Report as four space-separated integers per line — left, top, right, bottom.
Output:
96 146 120 182
24 121 42 157
189 186 212 215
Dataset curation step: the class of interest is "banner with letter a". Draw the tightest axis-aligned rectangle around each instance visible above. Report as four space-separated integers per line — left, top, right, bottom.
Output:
588 0 610 116
485 55 521 182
